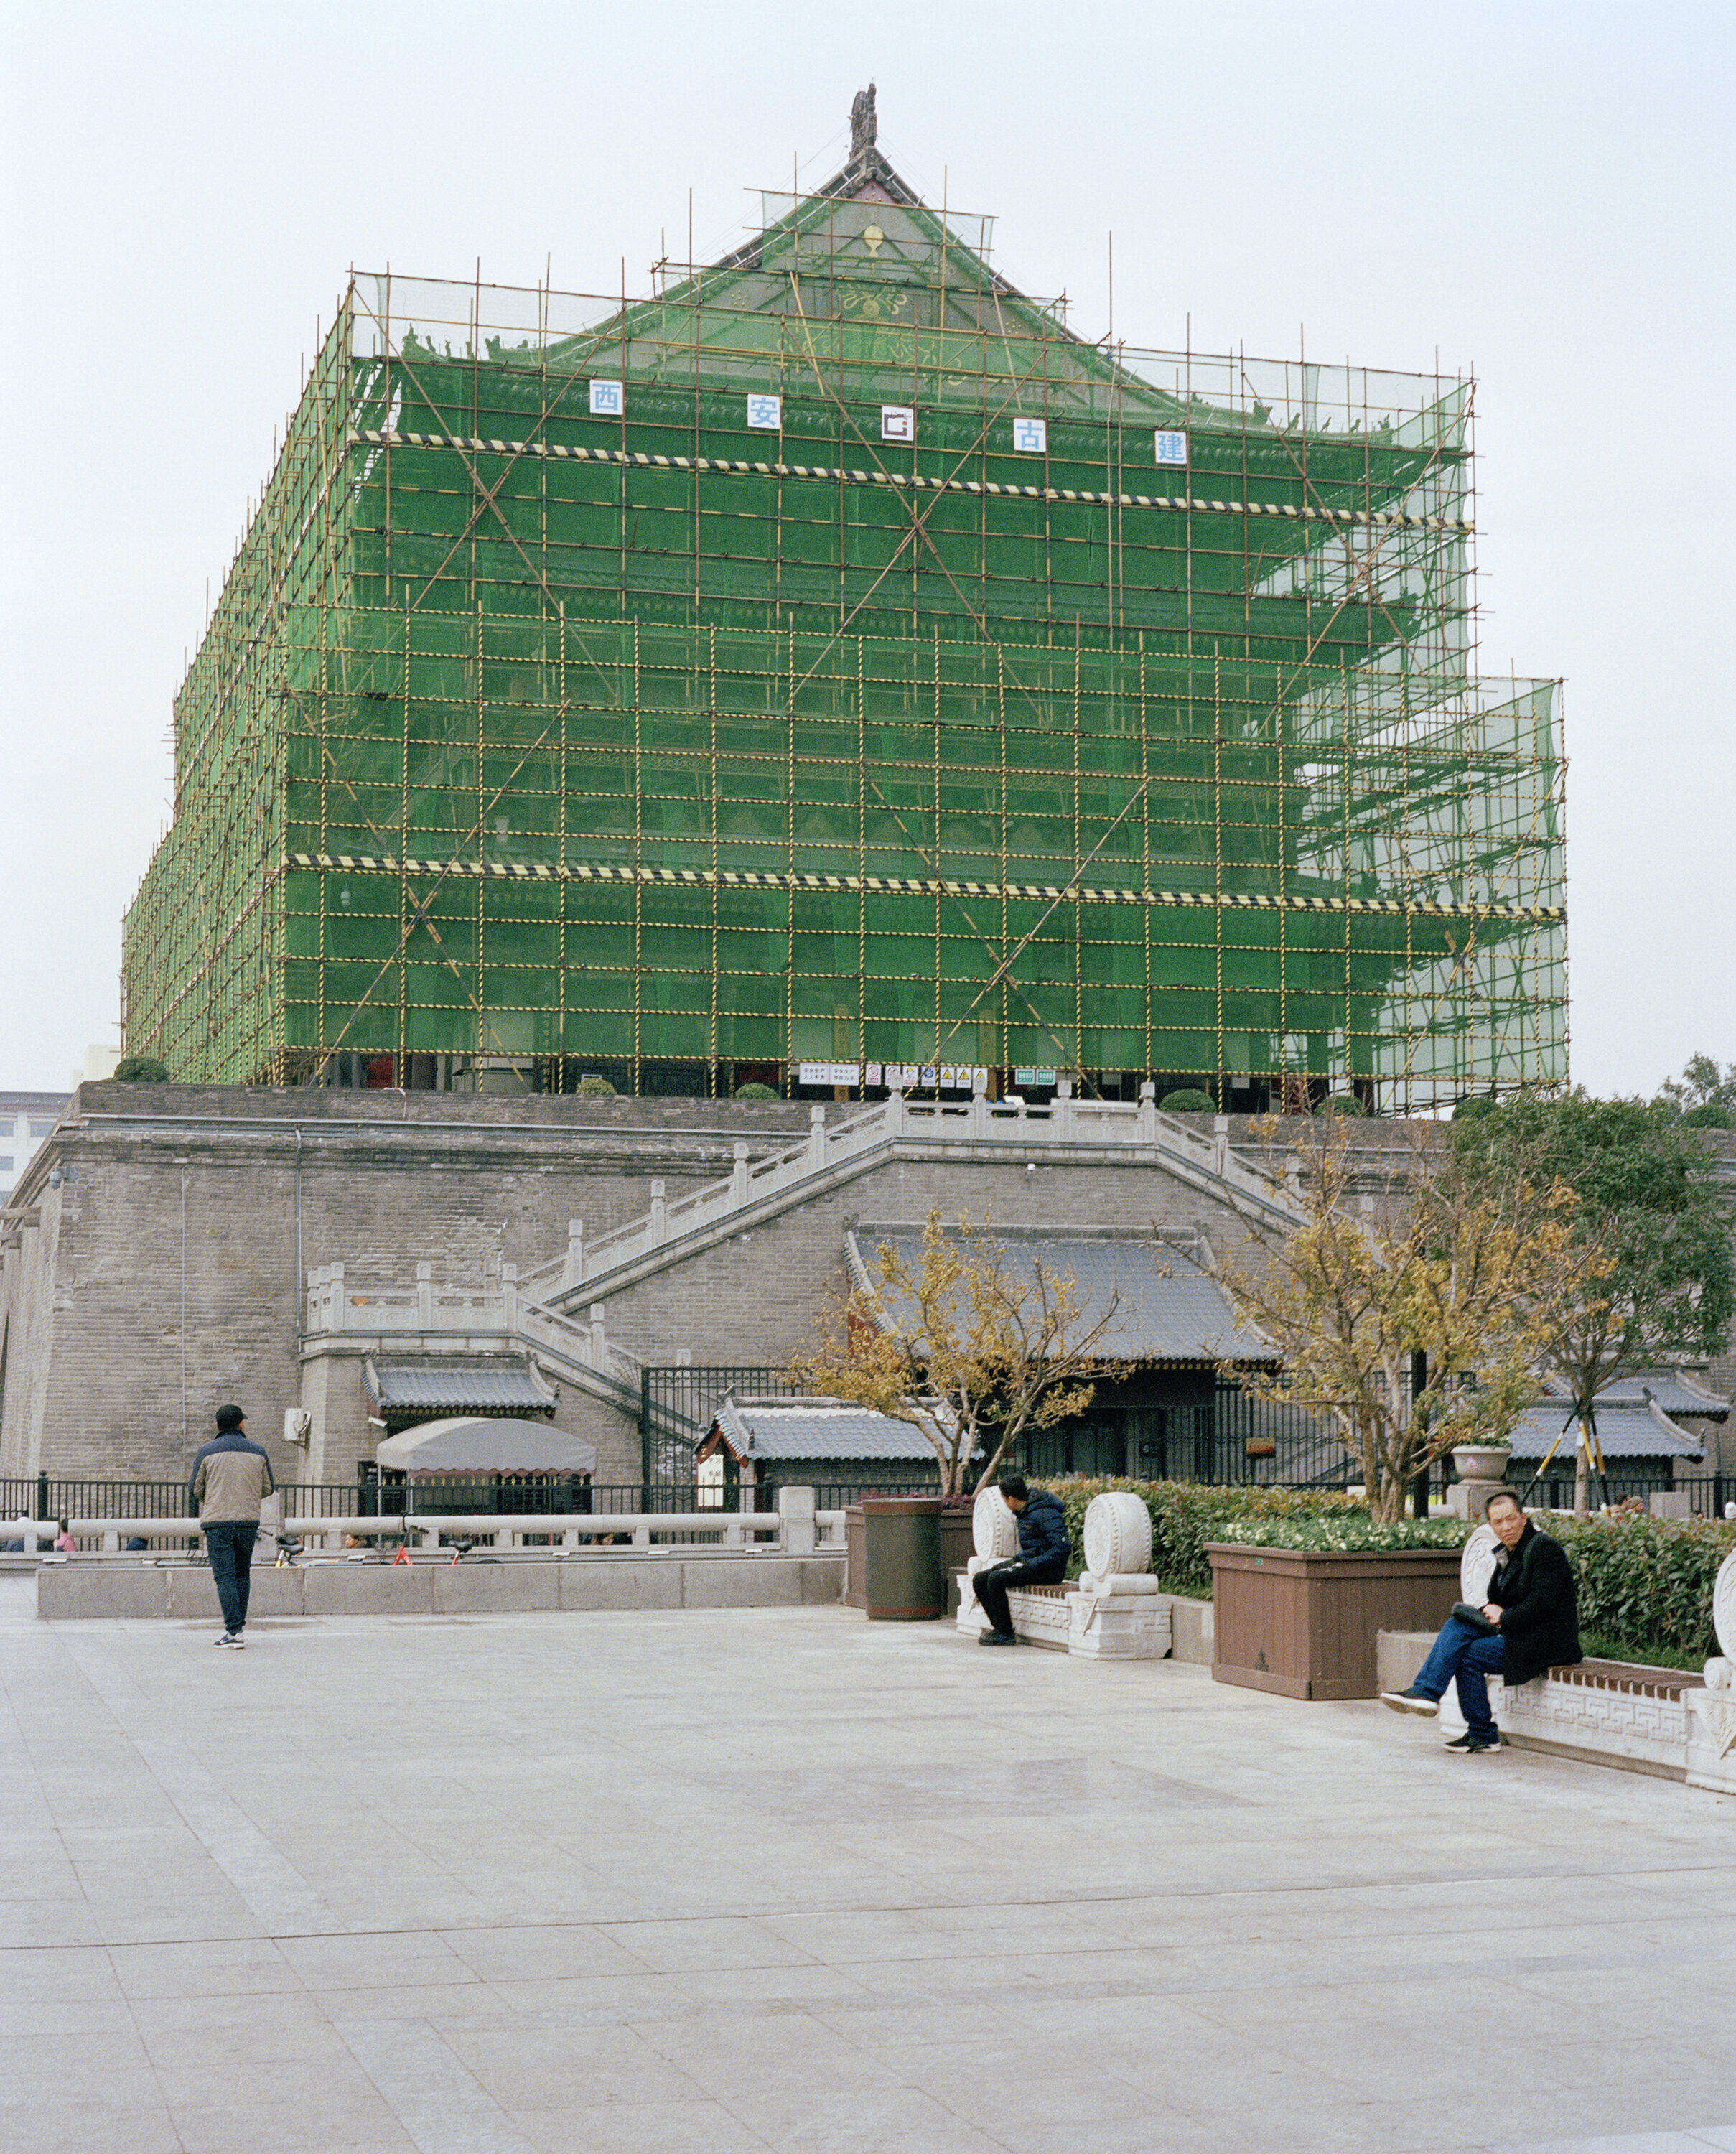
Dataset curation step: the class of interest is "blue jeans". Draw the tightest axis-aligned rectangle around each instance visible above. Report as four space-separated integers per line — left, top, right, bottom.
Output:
1413 1615 1505 1739
205 1522 258 1635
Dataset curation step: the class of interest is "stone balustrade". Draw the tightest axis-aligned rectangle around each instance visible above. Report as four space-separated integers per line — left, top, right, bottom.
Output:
33 1496 842 1559
514 1083 1292 1308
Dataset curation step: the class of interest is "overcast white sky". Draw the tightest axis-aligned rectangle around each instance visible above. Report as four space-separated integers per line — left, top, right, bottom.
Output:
2 1 1730 1099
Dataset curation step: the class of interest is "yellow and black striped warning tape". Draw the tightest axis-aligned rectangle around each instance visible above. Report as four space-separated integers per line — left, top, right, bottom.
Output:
350 428 1470 535
286 851 1559 925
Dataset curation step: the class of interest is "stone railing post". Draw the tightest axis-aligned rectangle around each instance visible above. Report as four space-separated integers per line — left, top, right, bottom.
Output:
778 1484 817 1556
329 1262 346 1335
808 1104 826 1167
969 1081 989 1138
648 1181 667 1244
1138 1080 1157 1144
731 1142 750 1204
589 1302 607 1366
1213 1114 1230 1177
1055 1078 1073 1142
564 1218 584 1290
416 1262 433 1328
887 1088 906 1137
502 1264 518 1334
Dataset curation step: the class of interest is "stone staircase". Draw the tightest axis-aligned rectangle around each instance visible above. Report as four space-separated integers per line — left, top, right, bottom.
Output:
304 1084 1294 1381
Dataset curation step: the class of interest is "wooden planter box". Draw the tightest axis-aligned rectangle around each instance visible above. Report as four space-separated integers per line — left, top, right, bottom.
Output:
1207 1542 1462 1700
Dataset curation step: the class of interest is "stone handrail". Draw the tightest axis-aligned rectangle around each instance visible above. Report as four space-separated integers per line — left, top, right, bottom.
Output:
515 1084 1292 1310
45 1496 844 1558
302 1262 638 1391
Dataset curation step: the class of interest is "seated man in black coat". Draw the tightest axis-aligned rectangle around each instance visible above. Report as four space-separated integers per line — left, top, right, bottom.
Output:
971 1475 1070 1646
1381 1489 1581 1751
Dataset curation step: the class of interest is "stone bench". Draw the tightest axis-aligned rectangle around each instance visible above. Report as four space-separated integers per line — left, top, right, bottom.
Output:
1376 1630 1701 1778
955 1489 1175 1659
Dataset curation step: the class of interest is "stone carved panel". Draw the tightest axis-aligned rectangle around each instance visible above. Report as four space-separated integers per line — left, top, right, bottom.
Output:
1461 1523 1499 1605
1714 1548 1736 1663
1501 1674 1689 1771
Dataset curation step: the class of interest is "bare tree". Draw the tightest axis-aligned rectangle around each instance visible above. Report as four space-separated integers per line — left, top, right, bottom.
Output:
792 1211 1128 1495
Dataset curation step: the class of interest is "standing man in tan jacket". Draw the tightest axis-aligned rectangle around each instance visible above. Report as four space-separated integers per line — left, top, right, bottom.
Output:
188 1405 275 1648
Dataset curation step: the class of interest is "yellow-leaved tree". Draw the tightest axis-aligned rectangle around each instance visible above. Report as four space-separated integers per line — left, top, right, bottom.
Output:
792 1211 1127 1495
1214 1121 1601 1521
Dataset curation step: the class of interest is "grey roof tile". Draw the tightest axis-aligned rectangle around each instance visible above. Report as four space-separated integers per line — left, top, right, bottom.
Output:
365 1356 556 1414
1539 1371 1728 1419
845 1225 1271 1366
1507 1400 1705 1463
709 1395 937 1463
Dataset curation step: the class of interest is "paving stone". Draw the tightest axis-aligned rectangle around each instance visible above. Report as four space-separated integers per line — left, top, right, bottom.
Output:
7 1582 1736 2152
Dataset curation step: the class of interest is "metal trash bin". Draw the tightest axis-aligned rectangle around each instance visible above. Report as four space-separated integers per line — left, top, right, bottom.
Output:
861 1496 943 1621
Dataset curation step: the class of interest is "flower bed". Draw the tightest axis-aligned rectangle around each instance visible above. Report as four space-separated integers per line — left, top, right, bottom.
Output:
1212 1516 1472 1554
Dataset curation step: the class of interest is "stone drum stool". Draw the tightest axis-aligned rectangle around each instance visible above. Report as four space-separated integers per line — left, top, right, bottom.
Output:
1070 1492 1171 1660
955 1485 1020 1636
1685 1546 1736 1794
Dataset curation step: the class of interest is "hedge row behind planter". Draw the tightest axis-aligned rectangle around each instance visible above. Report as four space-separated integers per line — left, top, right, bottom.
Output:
1547 1514 1736 1662
1045 1481 1736 1656
1053 1480 1363 1600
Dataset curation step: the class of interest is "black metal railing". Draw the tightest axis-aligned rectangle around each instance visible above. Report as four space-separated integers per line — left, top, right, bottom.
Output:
639 1363 804 1481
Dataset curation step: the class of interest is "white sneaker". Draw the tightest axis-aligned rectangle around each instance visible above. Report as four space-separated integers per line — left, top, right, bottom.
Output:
215 1632 245 1649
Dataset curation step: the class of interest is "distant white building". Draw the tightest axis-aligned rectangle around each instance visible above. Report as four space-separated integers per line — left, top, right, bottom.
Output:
73 1045 121 1089
0 1094 72 1201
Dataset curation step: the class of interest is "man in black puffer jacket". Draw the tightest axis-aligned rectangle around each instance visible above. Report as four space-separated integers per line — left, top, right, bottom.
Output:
1381 1489 1580 1750
971 1474 1070 1645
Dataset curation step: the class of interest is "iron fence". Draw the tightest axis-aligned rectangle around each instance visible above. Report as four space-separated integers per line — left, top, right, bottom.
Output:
640 1363 803 1482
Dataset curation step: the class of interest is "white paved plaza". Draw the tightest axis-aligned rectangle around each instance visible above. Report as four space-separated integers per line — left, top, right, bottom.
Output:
4 1575 1735 2154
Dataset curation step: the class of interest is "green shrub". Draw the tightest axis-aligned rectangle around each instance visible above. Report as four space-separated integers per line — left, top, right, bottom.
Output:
1040 1483 1735 1654
1684 1102 1731 1129
1158 1088 1214 1114
574 1076 615 1098
1048 1479 1364 1599
1315 1093 1366 1116
113 1055 170 1082
734 1082 778 1099
1546 1512 1735 1661
1452 1096 1495 1122
1579 1629 1708 1674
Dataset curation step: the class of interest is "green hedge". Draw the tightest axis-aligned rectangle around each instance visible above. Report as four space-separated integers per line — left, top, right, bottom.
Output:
1050 1480 1362 1599
1042 1483 1735 1654
1546 1514 1735 1662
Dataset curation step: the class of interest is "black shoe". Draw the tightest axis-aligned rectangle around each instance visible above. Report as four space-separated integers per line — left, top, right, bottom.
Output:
978 1629 1017 1646
1444 1731 1499 1752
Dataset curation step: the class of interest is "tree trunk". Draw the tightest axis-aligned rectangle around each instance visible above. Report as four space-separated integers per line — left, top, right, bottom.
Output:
1573 1419 1590 1514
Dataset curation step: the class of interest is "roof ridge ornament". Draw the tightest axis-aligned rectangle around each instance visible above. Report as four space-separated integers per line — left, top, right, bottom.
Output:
849 82 877 163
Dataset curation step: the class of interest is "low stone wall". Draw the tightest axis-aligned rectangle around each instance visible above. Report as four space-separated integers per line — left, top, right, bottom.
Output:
36 1553 844 1620
1168 1595 1213 1666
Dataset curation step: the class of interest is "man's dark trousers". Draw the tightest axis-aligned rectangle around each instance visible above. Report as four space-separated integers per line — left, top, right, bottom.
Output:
972 1559 1063 1636
205 1523 258 1635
